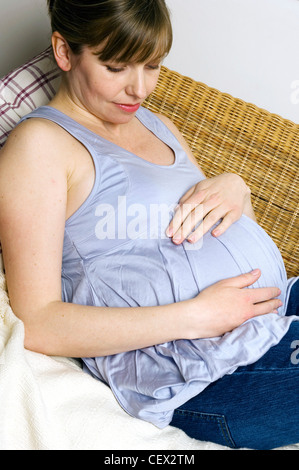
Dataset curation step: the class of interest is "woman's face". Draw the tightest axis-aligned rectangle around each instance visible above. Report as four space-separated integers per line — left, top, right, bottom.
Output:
66 46 162 125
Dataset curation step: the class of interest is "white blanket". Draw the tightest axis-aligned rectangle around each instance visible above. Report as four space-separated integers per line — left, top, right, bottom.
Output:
0 268 298 451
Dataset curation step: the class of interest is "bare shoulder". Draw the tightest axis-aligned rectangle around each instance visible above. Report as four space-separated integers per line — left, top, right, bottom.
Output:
0 117 70 231
1 117 71 165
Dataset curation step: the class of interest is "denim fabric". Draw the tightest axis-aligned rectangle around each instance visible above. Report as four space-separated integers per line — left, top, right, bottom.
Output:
171 280 299 450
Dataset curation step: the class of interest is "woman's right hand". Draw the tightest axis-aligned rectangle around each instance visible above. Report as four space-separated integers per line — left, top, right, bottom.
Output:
186 269 283 339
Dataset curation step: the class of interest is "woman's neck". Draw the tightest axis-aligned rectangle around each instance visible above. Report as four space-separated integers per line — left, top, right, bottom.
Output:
48 85 136 140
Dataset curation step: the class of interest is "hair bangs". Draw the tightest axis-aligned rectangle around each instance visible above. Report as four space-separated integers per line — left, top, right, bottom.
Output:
95 6 172 64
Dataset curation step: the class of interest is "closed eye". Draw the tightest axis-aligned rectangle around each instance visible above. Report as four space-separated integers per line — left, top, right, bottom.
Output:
146 64 161 70
106 65 125 73
105 64 161 73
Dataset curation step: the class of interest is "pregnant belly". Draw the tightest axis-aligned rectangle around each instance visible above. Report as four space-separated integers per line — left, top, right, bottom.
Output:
84 215 287 315
185 215 287 304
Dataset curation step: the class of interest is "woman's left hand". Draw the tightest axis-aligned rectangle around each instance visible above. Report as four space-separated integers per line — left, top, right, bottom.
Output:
166 173 255 244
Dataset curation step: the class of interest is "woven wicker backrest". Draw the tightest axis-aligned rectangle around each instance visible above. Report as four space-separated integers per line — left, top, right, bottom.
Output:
144 66 299 278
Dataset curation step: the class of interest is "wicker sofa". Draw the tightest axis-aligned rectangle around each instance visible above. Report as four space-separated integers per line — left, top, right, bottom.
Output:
0 48 298 450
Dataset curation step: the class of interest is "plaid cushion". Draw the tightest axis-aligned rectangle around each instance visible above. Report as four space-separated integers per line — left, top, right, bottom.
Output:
0 47 61 149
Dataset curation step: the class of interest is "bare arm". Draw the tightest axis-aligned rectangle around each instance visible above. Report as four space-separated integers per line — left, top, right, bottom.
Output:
0 121 281 358
0 120 192 357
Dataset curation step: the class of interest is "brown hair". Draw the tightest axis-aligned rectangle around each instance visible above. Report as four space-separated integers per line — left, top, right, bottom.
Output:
47 0 173 63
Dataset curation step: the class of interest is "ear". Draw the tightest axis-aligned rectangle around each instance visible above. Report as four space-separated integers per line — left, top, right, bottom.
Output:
51 32 72 72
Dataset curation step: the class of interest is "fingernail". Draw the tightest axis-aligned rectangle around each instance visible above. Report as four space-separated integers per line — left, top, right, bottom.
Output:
251 269 260 276
213 229 220 237
166 228 173 237
187 235 195 243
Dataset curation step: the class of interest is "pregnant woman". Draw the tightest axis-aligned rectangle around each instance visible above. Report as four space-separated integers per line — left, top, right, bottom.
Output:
0 0 298 449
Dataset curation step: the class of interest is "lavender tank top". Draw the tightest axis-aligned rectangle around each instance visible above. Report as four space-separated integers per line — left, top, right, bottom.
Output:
20 105 298 428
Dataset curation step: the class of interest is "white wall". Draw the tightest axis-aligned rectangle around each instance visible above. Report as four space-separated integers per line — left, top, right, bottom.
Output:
164 0 299 124
1 0 299 123
0 0 50 78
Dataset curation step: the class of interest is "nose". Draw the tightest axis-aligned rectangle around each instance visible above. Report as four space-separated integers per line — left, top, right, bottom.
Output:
126 67 147 100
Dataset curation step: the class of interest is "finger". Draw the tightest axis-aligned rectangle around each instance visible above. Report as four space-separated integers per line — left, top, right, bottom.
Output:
169 195 220 242
190 206 230 241
165 203 181 237
166 202 198 239
188 202 242 243
173 205 204 243
220 270 262 288
252 298 283 317
211 210 240 237
178 186 197 205
249 286 282 305
178 189 219 215
178 184 211 206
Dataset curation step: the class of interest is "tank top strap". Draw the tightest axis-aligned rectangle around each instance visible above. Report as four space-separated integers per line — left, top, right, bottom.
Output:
18 105 107 187
136 106 187 165
18 106 98 150
18 105 189 169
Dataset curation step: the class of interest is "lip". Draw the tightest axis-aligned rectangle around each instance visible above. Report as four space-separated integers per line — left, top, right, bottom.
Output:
114 103 141 113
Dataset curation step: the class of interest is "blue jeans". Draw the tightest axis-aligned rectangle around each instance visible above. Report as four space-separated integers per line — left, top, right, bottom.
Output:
171 280 299 450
